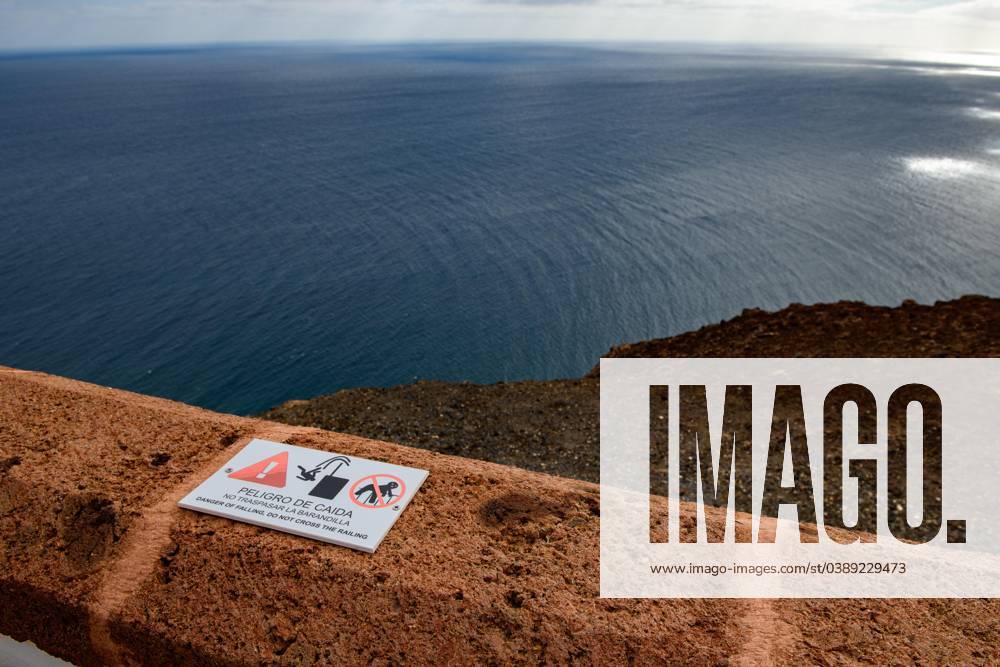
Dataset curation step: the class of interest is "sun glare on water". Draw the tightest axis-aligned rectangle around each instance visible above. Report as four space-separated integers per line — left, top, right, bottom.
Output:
885 50 1000 78
903 157 983 179
968 107 1000 120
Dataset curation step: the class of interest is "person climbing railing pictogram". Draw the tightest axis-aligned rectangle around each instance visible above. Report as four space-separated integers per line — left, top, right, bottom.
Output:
354 479 399 505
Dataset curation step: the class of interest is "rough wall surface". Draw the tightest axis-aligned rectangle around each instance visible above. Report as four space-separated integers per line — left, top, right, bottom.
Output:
1 367 997 665
0 368 744 666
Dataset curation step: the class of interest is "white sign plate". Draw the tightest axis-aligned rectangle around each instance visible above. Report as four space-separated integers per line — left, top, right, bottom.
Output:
179 439 429 553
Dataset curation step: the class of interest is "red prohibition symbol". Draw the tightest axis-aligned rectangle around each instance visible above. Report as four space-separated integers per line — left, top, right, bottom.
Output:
349 474 406 509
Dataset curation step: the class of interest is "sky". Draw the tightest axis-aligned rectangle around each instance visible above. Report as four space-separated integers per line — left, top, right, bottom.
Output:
1 0 1000 56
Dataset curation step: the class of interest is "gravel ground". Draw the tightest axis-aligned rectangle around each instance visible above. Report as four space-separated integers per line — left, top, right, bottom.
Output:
261 378 600 481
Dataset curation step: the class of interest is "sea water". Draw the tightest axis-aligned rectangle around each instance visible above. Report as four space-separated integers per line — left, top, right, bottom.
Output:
2 44 999 413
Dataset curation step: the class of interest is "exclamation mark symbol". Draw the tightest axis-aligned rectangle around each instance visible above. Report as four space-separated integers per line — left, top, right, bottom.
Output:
257 461 278 479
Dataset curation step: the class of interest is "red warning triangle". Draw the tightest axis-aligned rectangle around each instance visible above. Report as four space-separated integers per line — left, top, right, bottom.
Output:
228 451 288 488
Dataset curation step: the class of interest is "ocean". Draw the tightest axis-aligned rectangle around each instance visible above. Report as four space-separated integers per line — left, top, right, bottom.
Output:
1 43 999 415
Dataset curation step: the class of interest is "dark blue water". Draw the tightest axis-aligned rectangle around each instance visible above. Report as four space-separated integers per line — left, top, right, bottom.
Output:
2 44 1000 414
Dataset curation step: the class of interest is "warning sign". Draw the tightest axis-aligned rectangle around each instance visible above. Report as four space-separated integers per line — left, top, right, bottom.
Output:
178 439 429 553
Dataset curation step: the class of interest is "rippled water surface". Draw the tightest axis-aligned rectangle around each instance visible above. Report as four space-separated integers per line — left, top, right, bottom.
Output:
2 44 1000 413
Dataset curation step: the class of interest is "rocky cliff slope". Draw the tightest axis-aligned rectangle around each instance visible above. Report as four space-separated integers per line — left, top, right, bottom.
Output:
261 295 1000 482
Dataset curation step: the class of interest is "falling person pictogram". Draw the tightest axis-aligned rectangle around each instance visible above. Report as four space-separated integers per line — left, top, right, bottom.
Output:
297 455 352 500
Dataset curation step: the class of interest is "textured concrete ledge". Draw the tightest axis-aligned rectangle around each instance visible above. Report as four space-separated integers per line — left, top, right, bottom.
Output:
2 367 998 665
0 367 749 666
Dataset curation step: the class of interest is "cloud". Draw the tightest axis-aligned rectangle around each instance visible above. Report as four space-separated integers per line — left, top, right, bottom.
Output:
920 0 1000 21
478 0 599 5
3 0 1000 50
